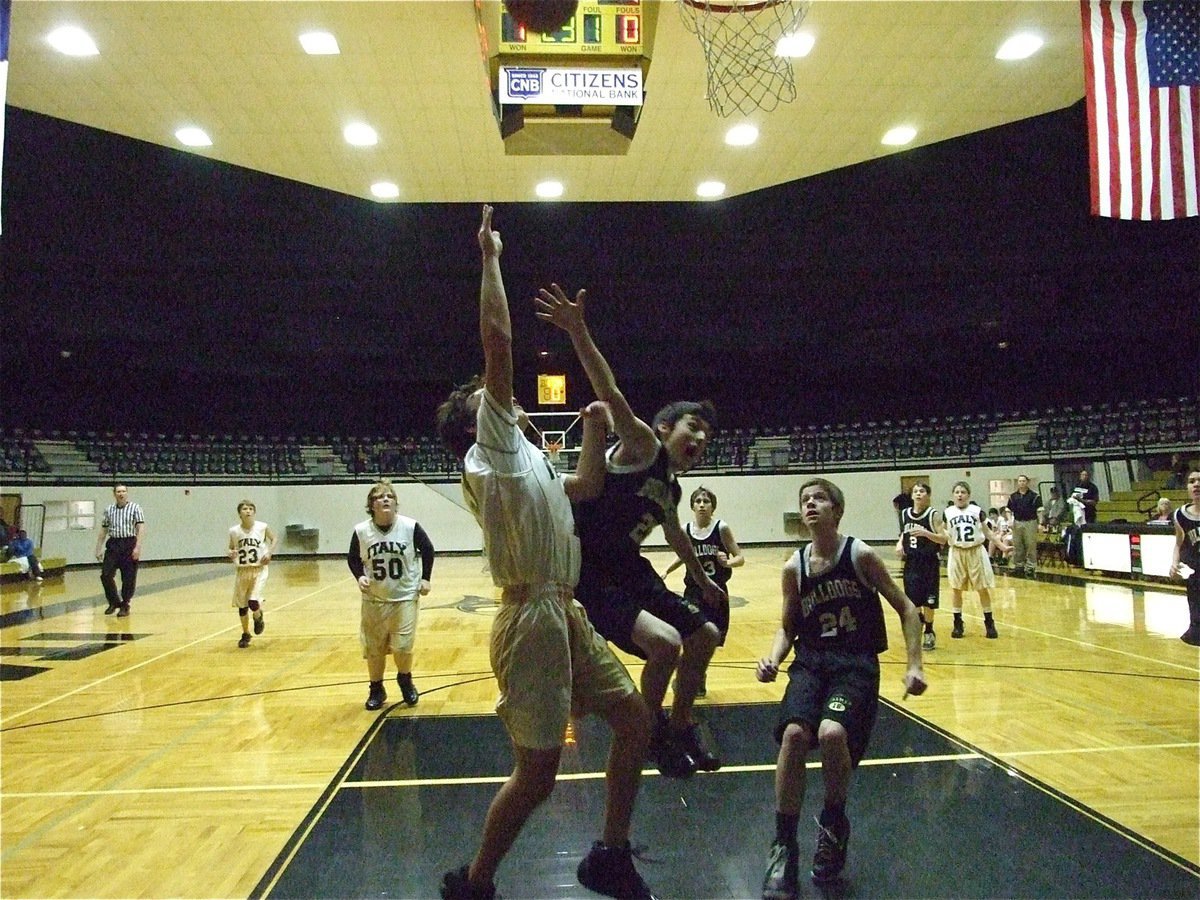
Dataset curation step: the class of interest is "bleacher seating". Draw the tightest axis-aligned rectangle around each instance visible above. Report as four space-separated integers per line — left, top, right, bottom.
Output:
0 433 51 475
1 396 1193 484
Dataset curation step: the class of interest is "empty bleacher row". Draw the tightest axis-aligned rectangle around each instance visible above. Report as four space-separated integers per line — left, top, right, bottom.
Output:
331 435 461 479
1 396 1193 484
83 436 308 478
1027 397 1193 453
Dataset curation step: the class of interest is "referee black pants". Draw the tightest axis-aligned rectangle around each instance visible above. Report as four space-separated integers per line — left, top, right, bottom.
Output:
101 537 139 606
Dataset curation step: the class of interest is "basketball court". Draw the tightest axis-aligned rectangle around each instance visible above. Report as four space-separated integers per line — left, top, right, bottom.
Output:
2 550 1196 898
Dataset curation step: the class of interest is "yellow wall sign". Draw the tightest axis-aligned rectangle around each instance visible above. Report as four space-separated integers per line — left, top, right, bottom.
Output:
538 374 567 405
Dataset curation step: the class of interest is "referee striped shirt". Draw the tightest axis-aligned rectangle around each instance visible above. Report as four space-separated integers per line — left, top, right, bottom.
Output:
103 502 145 538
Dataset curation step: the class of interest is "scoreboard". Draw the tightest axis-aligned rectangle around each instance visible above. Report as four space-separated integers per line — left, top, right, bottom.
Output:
476 1 659 154
497 1 645 56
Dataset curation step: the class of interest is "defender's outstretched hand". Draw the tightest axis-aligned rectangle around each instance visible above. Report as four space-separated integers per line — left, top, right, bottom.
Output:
478 204 502 258
534 283 587 335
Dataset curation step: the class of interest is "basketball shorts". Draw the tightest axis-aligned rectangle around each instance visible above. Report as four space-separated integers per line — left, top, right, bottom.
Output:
491 583 635 750
776 650 880 767
684 583 730 643
577 556 712 660
947 545 995 591
231 566 269 609
901 556 940 609
360 596 419 657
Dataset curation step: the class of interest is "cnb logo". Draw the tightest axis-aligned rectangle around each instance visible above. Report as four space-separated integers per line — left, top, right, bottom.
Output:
505 68 543 99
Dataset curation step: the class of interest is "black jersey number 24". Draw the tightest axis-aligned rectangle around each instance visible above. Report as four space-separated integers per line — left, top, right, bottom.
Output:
818 605 859 638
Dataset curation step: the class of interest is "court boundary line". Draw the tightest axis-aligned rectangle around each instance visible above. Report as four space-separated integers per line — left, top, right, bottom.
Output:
8 739 1196 800
0 580 341 726
885 699 1200 876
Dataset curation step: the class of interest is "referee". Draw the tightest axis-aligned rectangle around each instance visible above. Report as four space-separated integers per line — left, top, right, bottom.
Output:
95 483 146 617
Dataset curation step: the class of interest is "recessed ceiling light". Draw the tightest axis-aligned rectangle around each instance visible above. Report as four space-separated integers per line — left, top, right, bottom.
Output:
344 123 378 146
299 31 340 55
996 33 1043 61
371 182 400 200
46 26 99 56
776 31 815 58
175 127 212 147
696 181 725 199
881 126 917 146
535 181 564 199
725 124 759 147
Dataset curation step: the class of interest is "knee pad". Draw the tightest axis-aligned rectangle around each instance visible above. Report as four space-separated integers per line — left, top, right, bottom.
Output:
248 600 261 612
237 606 249 617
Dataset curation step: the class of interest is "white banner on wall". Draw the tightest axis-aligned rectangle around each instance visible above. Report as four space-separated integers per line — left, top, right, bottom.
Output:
499 66 643 105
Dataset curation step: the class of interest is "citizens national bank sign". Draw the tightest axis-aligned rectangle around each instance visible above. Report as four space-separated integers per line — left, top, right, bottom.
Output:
499 66 643 106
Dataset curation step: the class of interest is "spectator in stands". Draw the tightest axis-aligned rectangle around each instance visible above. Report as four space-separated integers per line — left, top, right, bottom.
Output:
1148 497 1173 525
1041 487 1066 531
986 508 1012 567
1071 470 1100 524
1170 470 1200 646
1063 492 1087 566
892 491 914 530
8 530 44 582
1007 475 1043 577
1165 453 1190 490
95 484 146 617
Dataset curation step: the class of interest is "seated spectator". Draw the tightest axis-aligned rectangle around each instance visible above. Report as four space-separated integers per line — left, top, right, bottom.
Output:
987 507 1013 563
1041 487 1066 531
1148 497 1173 524
1165 453 1190 490
8 530 44 582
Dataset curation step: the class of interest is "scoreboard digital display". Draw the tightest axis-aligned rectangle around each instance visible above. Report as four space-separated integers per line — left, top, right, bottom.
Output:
498 1 643 56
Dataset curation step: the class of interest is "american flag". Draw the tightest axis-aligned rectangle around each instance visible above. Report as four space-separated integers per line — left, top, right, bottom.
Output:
1081 1 1199 220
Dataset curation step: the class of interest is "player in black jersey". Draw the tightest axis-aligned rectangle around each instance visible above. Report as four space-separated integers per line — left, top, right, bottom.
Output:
665 486 744 696
758 478 926 895
537 283 726 779
894 482 943 650
1171 469 1200 646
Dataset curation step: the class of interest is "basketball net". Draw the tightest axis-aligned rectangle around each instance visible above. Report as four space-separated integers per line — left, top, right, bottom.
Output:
679 0 812 117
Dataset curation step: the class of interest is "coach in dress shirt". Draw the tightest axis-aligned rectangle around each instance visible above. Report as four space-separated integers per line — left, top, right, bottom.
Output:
95 483 146 617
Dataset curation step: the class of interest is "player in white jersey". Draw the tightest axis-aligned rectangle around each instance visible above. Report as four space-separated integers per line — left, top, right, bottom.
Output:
348 479 434 711
227 500 277 649
941 482 1005 640
436 206 653 900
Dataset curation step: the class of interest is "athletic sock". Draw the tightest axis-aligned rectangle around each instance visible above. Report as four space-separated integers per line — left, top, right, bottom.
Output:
923 621 934 634
819 803 847 828
775 812 800 845
983 611 995 623
953 612 963 623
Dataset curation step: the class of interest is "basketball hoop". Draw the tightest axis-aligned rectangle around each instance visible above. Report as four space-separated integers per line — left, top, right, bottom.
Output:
546 441 563 469
678 0 812 117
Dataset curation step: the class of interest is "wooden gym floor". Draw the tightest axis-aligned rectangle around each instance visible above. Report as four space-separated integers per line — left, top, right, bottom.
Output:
1 548 1197 898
